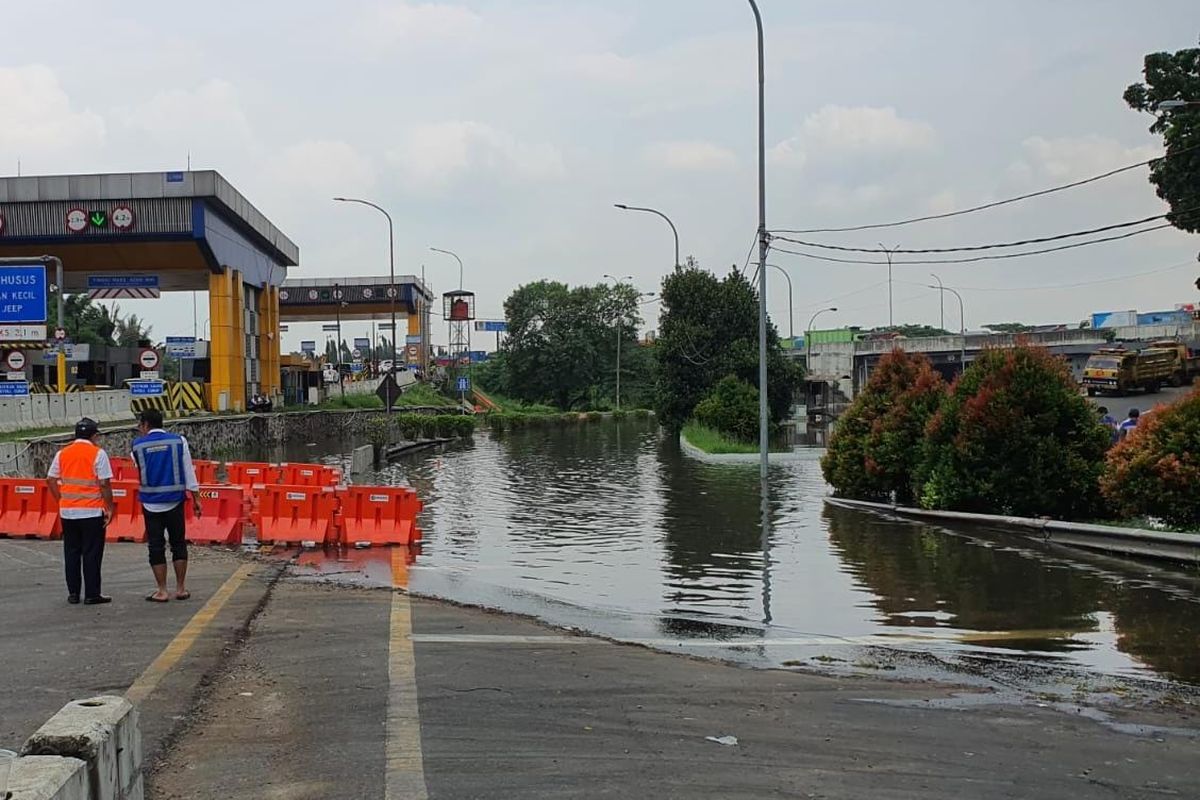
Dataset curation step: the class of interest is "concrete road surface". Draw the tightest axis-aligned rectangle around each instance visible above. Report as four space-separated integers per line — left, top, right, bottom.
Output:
2 541 1196 799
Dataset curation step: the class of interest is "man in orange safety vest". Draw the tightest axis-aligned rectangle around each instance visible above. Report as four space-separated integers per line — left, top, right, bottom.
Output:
47 417 116 605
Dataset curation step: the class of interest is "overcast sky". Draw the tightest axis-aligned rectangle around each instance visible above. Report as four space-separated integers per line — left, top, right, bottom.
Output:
3 1 1199 350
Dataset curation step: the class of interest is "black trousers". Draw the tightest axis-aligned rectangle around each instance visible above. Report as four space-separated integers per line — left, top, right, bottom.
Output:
145 503 188 566
62 516 106 599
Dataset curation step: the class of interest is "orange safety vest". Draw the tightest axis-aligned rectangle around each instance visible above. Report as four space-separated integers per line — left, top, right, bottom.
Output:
58 440 106 511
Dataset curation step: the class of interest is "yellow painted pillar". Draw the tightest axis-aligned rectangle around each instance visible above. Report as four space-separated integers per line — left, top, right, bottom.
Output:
229 270 246 412
208 268 234 412
258 285 281 397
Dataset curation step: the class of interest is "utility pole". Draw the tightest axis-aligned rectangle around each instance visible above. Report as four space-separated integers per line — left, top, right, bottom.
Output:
334 282 344 400
880 244 899 328
749 0 769 480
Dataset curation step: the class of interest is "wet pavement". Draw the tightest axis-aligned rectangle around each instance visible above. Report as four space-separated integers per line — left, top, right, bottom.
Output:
265 420 1200 689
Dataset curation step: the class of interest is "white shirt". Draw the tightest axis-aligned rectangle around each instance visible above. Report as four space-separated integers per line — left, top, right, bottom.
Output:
133 429 201 513
47 439 114 520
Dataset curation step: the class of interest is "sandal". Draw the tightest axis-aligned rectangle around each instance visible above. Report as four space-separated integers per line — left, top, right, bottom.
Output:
146 593 169 603
175 591 191 600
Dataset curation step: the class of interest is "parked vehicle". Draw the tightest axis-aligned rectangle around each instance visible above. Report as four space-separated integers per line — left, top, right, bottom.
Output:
1142 340 1200 386
1082 347 1176 395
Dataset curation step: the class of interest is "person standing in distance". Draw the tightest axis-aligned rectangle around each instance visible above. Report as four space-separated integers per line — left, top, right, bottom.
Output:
131 409 201 602
47 418 115 605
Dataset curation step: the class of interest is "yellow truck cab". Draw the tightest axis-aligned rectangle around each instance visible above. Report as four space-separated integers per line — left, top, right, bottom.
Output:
1082 347 1175 396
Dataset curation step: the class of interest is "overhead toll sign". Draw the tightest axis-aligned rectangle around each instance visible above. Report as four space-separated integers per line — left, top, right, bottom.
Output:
0 263 47 324
87 275 160 299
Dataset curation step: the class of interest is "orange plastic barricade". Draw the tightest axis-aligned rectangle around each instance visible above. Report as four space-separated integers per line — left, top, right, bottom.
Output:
254 485 338 546
225 461 283 488
337 485 423 547
105 480 144 543
193 459 219 485
0 478 62 540
278 463 338 488
109 456 139 482
184 484 247 545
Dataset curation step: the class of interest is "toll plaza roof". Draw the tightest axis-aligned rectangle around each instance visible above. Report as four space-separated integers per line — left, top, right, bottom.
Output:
0 170 298 291
280 276 434 321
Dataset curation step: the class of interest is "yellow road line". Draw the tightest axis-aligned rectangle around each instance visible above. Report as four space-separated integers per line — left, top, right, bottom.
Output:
125 563 256 705
386 547 428 800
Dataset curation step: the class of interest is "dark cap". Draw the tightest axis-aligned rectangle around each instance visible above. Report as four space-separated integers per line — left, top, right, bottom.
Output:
74 417 100 439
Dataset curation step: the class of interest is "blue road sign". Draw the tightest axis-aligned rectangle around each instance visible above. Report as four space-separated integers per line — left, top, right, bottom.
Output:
300 340 316 353
166 171 184 183
473 321 508 333
0 381 30 396
0 264 48 324
129 381 165 397
87 275 159 289
165 335 197 358
456 376 470 392
353 337 370 350
405 334 423 345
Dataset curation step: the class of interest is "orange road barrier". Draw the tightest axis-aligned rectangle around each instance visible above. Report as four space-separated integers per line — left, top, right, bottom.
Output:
109 456 140 482
184 484 247 545
105 480 145 543
0 478 62 540
337 485 423 547
225 461 283 488
254 484 338 546
193 459 220 485
279 462 341 488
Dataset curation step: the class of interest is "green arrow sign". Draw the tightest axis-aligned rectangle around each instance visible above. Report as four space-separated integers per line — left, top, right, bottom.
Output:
89 210 108 228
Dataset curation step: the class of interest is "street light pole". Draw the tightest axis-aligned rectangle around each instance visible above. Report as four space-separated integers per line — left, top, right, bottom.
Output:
747 0 769 480
930 272 945 330
927 282 966 370
766 264 793 340
879 243 899 328
613 204 681 271
805 307 838 374
429 247 464 291
333 197 397 416
603 274 634 410
334 282 345 400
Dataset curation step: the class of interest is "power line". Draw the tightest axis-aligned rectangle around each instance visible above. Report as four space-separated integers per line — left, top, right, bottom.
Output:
772 211 1180 254
893 260 1196 292
770 223 1173 266
770 143 1199 235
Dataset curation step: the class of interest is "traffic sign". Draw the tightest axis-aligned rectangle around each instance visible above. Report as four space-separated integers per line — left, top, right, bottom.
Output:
66 208 88 233
351 362 365 373
165 336 197 358
0 381 29 396
89 210 108 229
0 212 5 235
406 345 418 358
138 349 160 370
300 340 316 354
457 376 470 392
129 380 164 397
0 263 48 324
54 327 66 341
354 337 370 350
321 324 339 332
5 350 25 370
87 275 160 300
140 370 160 380
376 374 402 409
351 348 362 360
111 206 136 231
0 325 46 341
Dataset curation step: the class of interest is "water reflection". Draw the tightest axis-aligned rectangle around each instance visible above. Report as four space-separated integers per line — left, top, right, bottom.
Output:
253 421 1200 685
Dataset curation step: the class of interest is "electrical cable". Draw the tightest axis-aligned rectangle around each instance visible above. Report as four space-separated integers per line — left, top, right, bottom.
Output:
772 211 1184 254
891 260 1196 292
771 143 1198 234
770 223 1173 266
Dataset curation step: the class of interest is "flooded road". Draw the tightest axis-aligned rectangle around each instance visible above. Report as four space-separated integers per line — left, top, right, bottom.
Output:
262 419 1200 687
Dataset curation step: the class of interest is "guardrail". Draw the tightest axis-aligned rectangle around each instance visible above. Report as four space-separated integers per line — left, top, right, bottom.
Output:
0 389 132 433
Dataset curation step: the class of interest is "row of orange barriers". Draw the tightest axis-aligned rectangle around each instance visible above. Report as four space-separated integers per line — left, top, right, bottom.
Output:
108 458 342 490
0 462 420 548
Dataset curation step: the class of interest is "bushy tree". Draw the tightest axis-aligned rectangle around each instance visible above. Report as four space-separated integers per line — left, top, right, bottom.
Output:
1101 385 1200 529
1124 39 1200 233
656 266 800 431
916 345 1110 519
693 376 760 442
821 349 945 504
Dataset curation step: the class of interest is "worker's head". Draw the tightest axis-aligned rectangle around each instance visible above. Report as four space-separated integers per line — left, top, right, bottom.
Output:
74 417 99 440
1097 406 1109 416
137 408 165 434
1128 408 1140 419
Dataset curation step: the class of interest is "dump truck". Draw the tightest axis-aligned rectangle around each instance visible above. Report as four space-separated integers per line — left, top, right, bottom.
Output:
1143 340 1200 386
1082 347 1176 395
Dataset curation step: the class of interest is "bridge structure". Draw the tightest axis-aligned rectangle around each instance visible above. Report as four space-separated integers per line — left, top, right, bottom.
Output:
0 170 297 412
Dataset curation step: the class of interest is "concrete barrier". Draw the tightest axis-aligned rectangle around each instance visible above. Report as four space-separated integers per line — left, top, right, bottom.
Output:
63 393 82 422
78 392 98 421
46 395 66 426
31 395 52 427
0 397 18 432
104 392 129 423
18 695 141 800
7 755 92 800
350 443 374 475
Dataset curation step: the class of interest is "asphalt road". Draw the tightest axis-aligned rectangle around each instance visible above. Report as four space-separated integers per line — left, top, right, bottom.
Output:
1084 383 1193 414
2 541 1197 799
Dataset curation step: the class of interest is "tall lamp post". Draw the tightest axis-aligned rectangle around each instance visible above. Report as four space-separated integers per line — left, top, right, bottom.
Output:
930 272 946 330
613 204 680 272
333 197 397 415
429 247 464 291
927 282 966 370
766 264 794 340
333 282 345 400
746 0 769 479
603 274 634 410
805 307 837 375
879 243 899 327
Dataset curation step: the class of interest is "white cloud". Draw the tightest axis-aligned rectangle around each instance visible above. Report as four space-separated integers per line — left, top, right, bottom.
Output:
0 65 105 156
770 105 936 169
644 140 737 172
387 121 564 189
1008 135 1161 182
114 79 254 147
263 140 375 197
353 1 484 50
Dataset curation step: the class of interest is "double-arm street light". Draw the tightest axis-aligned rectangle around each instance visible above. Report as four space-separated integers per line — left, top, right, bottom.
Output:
805 307 837 374
429 247 464 290
613 204 680 272
333 197 397 413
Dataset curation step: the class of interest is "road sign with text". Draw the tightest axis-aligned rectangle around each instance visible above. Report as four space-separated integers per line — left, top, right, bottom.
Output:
0 264 48 324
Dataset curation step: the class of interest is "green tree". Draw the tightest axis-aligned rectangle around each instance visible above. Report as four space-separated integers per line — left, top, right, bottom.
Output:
822 349 946 504
982 322 1033 334
916 345 1110 519
693 375 760 442
502 280 642 410
655 266 800 432
1124 40 1200 233
48 294 118 346
865 324 951 338
113 310 152 347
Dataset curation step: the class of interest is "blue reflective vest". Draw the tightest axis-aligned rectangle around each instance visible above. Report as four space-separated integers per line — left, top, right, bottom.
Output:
132 430 187 505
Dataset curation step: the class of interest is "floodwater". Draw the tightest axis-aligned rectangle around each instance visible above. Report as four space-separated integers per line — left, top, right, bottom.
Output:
262 419 1200 687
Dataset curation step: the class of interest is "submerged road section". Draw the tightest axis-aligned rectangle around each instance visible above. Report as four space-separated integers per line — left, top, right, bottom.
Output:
2 540 1198 799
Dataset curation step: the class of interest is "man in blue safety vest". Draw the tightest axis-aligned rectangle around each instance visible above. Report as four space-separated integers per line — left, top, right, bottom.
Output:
131 409 201 602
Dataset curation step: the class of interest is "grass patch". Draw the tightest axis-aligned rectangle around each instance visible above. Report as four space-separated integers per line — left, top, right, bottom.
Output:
0 424 83 443
394 383 455 407
482 392 559 415
681 423 758 454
